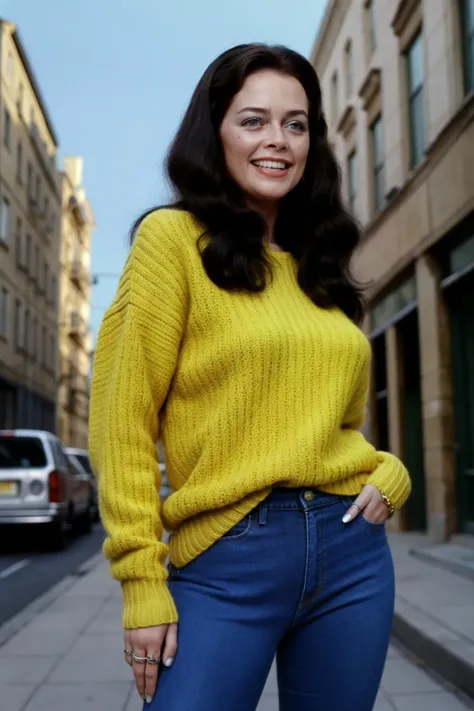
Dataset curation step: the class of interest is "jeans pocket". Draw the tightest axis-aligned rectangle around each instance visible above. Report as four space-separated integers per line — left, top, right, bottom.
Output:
219 514 252 540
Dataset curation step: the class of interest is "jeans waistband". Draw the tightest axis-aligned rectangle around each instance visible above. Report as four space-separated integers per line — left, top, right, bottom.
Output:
256 487 346 516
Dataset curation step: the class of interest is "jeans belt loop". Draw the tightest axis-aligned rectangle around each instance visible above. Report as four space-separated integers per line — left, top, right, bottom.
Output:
258 499 268 526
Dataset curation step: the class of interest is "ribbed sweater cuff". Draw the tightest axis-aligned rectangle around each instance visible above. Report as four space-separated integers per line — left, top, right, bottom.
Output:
366 451 412 510
122 579 178 629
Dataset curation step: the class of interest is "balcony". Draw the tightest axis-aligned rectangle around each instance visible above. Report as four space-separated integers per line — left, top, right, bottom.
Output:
68 310 86 344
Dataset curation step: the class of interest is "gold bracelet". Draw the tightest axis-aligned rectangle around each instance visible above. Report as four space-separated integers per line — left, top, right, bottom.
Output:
380 492 395 518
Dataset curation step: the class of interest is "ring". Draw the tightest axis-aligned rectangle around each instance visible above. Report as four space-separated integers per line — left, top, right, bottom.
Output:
132 653 148 664
146 656 160 665
352 503 361 511
124 648 133 657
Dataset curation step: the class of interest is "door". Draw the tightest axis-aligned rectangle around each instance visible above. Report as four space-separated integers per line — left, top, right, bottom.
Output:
448 275 474 533
399 311 426 530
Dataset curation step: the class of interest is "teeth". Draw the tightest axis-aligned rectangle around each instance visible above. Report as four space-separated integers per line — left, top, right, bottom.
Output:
253 160 287 170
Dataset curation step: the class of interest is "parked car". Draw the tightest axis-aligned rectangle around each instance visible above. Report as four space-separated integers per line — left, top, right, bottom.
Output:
0 429 94 549
65 447 99 522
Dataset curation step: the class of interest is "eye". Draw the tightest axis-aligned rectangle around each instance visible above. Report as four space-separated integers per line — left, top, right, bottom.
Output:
241 117 263 128
287 120 307 132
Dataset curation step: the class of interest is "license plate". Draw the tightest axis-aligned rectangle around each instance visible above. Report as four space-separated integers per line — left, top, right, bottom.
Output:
0 481 18 496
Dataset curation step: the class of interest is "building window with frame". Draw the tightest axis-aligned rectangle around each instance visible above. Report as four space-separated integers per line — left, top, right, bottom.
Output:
32 317 38 361
347 151 357 216
16 141 23 183
344 40 354 97
3 108 11 150
26 234 32 274
406 31 425 168
331 71 339 123
27 162 33 198
0 197 11 244
15 218 22 267
461 0 474 92
0 288 8 339
15 300 23 350
365 0 377 57
24 308 30 356
371 115 385 212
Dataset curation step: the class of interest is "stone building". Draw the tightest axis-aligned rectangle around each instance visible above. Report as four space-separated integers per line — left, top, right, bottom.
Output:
311 0 474 539
0 20 61 431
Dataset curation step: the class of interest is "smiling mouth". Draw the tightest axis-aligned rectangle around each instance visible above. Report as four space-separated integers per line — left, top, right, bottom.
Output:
251 159 292 171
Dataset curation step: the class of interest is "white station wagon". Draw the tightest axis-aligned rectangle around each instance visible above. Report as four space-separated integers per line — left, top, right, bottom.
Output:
0 429 94 549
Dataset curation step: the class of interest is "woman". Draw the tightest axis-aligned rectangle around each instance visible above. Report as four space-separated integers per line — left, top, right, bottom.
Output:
89 44 411 711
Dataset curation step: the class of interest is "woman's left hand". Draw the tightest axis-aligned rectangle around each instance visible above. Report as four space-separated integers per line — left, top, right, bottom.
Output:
342 484 390 524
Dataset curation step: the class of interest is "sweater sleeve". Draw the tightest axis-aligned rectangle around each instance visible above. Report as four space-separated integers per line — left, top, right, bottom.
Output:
343 353 412 510
89 211 188 629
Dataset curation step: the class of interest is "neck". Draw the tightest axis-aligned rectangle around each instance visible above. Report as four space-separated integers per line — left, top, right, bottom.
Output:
248 201 278 243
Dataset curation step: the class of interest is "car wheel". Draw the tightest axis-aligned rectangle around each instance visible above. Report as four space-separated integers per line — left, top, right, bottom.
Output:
46 519 68 551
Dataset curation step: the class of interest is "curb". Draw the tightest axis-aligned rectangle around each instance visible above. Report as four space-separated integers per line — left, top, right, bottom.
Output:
0 551 104 649
392 609 474 699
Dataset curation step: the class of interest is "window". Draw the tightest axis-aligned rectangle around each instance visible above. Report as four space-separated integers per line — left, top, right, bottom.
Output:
368 0 376 52
0 288 8 339
51 276 57 307
406 32 425 168
16 141 23 183
27 162 33 197
17 83 24 115
44 263 49 298
15 300 24 350
15 218 23 267
347 151 357 215
42 326 47 366
24 309 30 356
331 71 339 122
32 317 38 360
0 197 11 244
461 0 474 92
33 244 39 283
3 108 11 150
344 40 354 97
0 436 47 469
371 115 385 212
6 51 13 84
26 234 32 274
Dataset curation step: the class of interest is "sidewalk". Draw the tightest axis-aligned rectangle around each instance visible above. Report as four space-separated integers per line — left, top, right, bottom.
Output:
0 539 473 711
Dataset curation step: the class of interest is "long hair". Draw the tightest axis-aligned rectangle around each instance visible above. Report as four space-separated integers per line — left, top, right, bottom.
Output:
134 44 364 323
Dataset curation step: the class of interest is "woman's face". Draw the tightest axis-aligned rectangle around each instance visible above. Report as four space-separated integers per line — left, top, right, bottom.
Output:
220 69 310 210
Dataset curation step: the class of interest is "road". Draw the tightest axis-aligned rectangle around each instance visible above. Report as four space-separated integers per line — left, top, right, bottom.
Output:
0 524 105 627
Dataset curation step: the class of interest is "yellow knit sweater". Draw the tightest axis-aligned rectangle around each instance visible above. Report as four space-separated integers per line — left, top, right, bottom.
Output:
89 208 411 629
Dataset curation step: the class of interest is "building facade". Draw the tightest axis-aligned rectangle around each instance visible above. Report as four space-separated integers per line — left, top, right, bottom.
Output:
57 157 94 449
311 0 474 540
0 20 61 432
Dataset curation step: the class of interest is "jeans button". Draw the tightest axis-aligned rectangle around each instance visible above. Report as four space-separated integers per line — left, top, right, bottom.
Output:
303 490 315 502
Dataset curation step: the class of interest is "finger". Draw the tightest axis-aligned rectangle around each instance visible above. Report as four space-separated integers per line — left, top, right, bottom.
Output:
144 650 161 703
342 488 371 523
162 623 178 668
123 630 133 667
132 646 147 700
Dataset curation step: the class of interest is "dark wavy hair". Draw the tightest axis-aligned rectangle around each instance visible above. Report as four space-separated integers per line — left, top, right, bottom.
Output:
133 43 364 323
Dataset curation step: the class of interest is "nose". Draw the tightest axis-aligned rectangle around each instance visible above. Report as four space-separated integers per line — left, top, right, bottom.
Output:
264 123 288 151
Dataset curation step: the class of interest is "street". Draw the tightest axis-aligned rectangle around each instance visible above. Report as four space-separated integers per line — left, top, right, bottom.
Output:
0 524 104 627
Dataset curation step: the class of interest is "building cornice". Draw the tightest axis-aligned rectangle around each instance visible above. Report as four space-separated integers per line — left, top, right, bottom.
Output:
1 19 59 146
309 0 351 76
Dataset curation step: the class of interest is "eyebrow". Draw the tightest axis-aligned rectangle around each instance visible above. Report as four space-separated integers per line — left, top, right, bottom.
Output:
237 107 308 119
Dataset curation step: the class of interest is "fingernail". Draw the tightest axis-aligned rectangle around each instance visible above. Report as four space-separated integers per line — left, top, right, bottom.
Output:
146 695 153 704
164 657 174 667
342 513 351 523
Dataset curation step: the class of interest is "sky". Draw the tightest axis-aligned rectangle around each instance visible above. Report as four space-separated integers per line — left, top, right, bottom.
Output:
3 0 328 338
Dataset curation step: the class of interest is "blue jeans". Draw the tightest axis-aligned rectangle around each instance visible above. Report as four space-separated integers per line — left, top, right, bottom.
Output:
146 488 395 711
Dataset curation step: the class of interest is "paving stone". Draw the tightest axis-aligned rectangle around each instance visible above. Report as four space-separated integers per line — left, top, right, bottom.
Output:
0 655 57 683
0 684 36 711
390 691 471 711
23 682 131 711
382 659 440 695
48 634 130 683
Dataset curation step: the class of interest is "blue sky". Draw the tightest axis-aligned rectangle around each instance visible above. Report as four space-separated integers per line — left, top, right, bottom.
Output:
4 0 327 337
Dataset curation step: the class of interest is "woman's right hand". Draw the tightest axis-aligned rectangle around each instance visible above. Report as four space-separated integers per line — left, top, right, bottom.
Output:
124 623 178 703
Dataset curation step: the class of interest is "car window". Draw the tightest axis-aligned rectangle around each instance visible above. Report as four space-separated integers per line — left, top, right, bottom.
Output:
0 437 47 469
51 441 70 470
75 454 93 475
